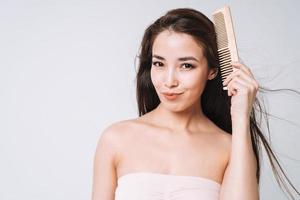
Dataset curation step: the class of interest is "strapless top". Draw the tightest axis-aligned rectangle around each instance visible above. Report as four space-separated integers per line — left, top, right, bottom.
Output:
114 172 221 200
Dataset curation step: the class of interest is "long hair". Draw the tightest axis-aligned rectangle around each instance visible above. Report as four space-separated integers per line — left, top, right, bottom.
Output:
135 7 299 200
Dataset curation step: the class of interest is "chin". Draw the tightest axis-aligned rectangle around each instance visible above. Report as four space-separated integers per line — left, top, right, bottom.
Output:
160 101 191 113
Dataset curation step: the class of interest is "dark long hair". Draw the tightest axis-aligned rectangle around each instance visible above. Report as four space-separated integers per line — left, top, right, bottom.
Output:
135 7 299 200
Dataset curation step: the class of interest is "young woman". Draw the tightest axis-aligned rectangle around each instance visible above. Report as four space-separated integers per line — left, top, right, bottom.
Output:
92 8 299 200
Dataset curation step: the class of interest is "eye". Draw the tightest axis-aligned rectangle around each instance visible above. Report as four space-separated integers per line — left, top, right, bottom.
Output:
152 61 163 67
152 61 195 69
181 63 195 69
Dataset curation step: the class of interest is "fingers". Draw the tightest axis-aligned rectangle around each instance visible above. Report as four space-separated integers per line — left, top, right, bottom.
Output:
226 78 248 96
223 62 259 96
231 62 254 77
223 66 253 86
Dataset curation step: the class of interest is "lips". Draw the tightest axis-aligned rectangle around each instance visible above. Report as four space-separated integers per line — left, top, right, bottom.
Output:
161 92 183 100
162 92 183 95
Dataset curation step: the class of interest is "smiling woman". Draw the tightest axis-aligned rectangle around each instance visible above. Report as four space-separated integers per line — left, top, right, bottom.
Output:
91 7 300 200
150 30 216 112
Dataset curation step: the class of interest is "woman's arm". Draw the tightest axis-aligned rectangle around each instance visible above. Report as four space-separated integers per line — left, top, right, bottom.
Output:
219 118 259 200
219 62 260 200
92 125 119 200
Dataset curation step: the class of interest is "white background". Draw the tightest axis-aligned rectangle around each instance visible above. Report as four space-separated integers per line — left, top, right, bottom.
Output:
1 0 299 199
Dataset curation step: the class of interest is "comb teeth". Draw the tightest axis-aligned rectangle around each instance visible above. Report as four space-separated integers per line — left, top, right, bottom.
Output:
212 6 239 90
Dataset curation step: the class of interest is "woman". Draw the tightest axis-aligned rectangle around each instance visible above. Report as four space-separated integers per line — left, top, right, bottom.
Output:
92 8 299 200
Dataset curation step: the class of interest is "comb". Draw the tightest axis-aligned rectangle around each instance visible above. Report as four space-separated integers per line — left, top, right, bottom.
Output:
212 5 239 90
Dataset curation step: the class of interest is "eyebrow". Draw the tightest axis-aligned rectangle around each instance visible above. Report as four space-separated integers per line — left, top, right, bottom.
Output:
152 54 199 62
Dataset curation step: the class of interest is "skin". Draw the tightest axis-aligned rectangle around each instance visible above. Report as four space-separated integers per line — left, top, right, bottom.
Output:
92 30 259 200
149 30 218 130
220 62 259 199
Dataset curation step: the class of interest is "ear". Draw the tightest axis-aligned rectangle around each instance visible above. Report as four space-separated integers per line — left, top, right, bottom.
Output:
207 67 218 80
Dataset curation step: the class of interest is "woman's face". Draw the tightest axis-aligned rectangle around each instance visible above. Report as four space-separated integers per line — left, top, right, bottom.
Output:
150 30 215 112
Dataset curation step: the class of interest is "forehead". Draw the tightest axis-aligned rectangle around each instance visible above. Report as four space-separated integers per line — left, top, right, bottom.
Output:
152 30 205 59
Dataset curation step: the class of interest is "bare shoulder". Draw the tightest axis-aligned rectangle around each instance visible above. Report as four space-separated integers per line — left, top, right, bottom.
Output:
92 118 140 199
97 118 142 162
209 122 232 162
218 129 232 149
100 118 141 139
94 120 133 173
98 119 136 144
219 131 232 167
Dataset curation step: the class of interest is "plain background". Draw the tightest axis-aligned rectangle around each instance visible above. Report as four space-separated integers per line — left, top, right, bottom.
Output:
1 0 299 199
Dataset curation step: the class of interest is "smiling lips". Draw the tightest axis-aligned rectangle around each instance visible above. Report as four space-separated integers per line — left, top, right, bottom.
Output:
161 92 183 100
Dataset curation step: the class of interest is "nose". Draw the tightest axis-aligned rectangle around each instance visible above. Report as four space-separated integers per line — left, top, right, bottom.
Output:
164 68 178 88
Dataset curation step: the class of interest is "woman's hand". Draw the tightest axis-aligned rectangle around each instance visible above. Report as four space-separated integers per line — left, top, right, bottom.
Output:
222 62 259 122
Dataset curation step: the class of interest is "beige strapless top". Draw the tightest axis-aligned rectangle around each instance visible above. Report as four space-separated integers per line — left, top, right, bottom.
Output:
115 172 221 200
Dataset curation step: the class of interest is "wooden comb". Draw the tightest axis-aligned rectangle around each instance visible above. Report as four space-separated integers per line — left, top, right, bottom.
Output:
212 5 239 90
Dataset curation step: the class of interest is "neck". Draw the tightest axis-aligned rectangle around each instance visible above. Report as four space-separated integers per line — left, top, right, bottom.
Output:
150 101 209 133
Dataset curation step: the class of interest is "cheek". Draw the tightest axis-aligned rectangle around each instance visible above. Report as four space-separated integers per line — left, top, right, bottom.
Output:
150 68 209 94
150 69 159 90
150 69 162 89
182 71 208 92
